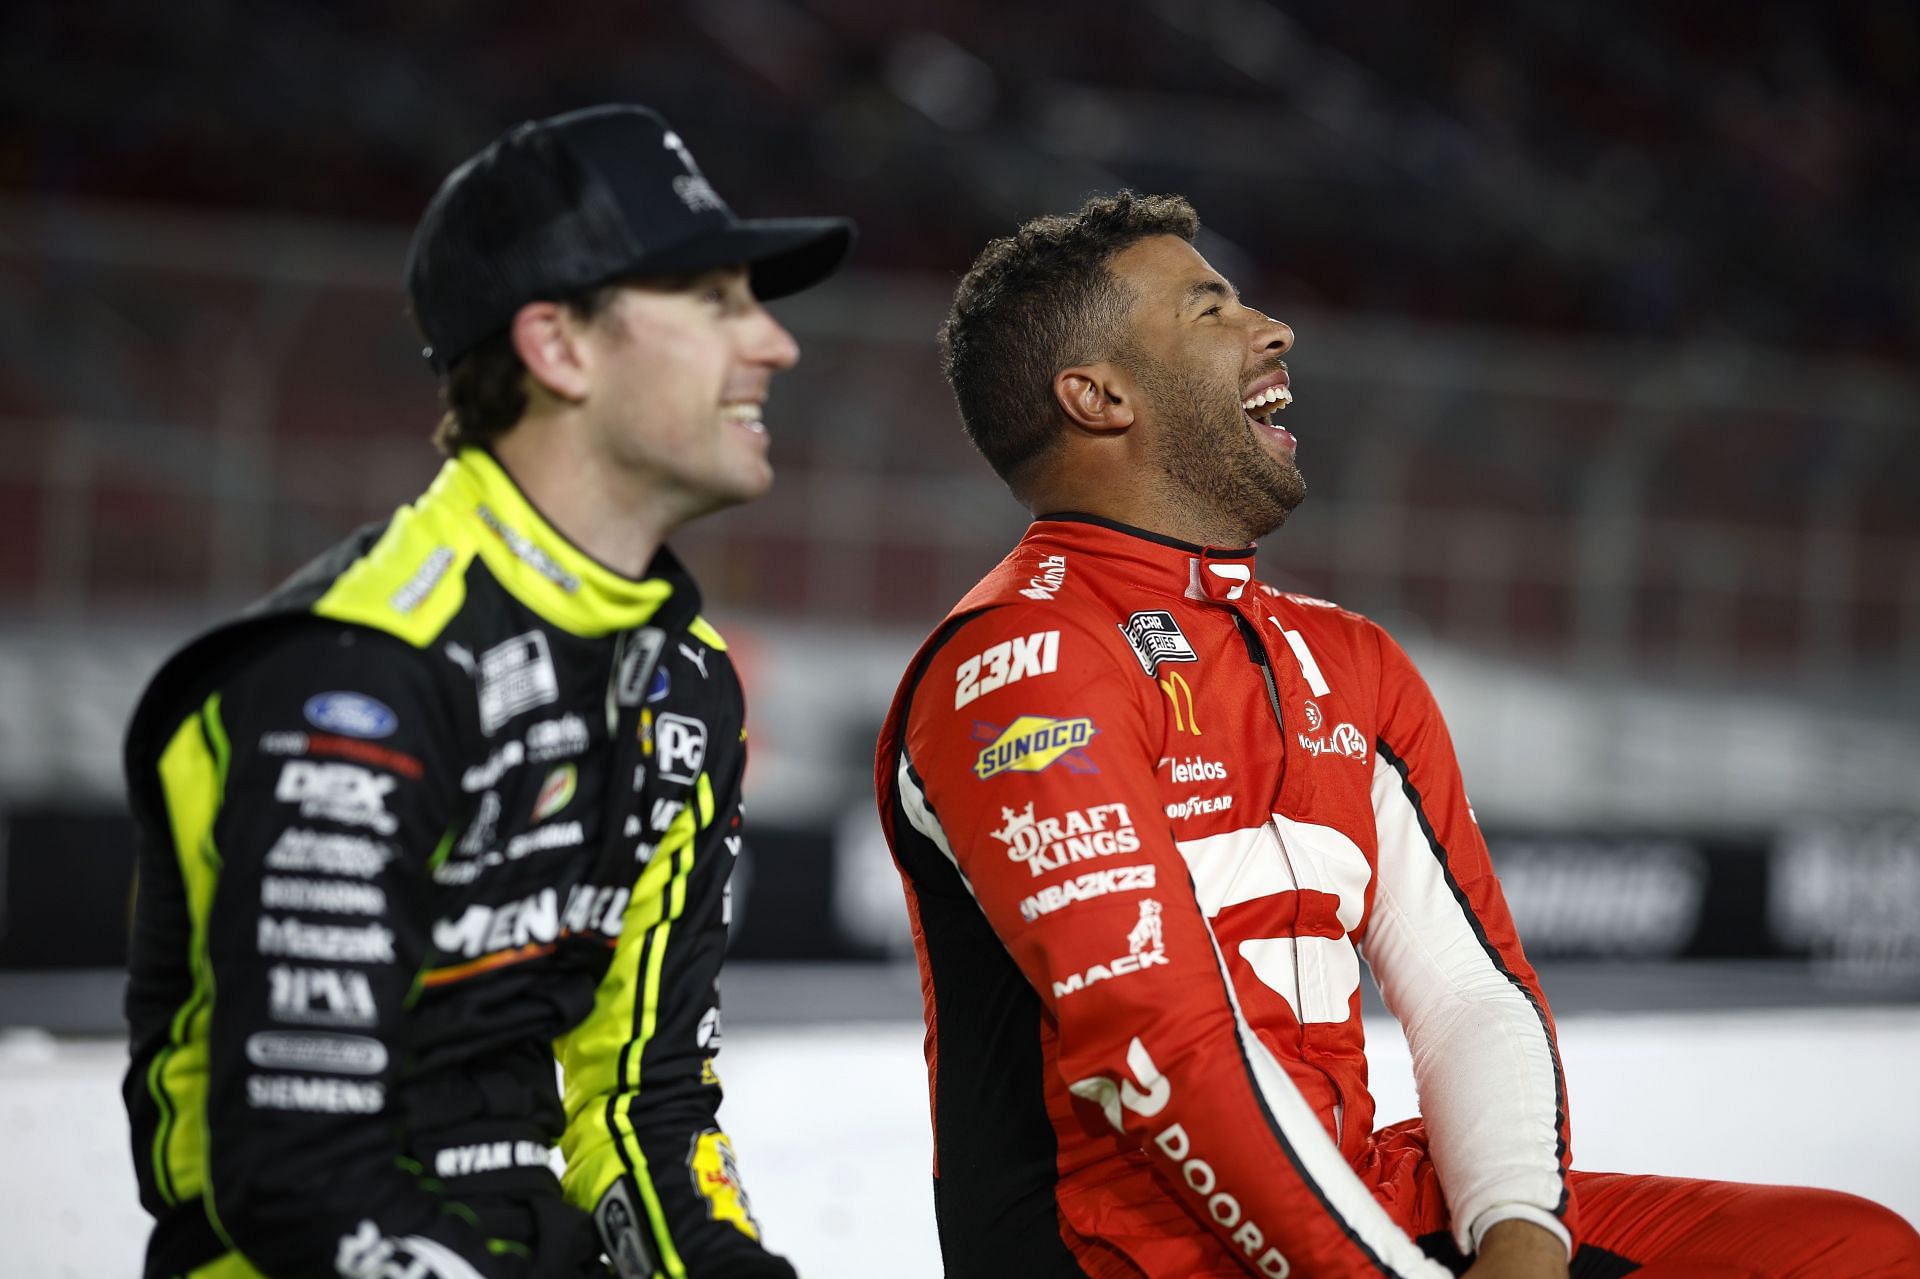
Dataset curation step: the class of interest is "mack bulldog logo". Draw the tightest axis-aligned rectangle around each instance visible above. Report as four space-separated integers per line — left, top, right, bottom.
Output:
1052 900 1167 997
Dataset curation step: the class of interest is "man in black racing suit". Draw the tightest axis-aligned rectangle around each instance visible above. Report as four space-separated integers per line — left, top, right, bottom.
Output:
122 104 853 1279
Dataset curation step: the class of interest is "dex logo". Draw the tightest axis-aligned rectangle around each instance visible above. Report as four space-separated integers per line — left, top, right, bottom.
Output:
655 713 708 785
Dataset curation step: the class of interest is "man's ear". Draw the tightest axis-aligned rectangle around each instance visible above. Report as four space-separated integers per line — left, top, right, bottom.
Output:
510 301 594 403
1053 363 1135 435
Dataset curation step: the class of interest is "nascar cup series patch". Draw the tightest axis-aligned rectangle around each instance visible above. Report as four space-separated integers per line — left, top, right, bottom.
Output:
972 715 1097 780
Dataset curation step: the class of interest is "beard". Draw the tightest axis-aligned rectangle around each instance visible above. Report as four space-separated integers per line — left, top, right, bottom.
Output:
1131 352 1305 542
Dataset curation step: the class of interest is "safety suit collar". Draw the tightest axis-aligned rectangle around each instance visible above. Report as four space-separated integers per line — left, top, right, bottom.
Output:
442 447 701 634
1029 512 1260 607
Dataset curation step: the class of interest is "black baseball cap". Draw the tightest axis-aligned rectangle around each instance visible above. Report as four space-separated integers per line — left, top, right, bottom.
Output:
406 104 855 371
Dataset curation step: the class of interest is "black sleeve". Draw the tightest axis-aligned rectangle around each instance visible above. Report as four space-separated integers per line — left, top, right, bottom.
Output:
187 624 513 1277
558 664 797 1279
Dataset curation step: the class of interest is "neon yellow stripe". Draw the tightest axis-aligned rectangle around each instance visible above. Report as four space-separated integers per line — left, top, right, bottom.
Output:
186 1252 268 1278
147 696 231 1207
687 616 728 651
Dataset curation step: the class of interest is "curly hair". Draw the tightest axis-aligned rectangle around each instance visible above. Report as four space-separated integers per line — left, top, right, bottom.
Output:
430 284 620 455
937 192 1200 486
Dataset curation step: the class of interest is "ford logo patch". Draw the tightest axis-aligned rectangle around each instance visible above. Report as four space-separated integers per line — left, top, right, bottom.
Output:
303 692 399 739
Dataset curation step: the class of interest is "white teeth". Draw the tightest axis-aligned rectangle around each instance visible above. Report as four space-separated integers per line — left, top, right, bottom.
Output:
720 403 766 432
1241 385 1292 412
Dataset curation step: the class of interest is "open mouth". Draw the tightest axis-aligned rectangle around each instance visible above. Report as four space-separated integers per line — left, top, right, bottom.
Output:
720 402 767 435
1241 383 1292 428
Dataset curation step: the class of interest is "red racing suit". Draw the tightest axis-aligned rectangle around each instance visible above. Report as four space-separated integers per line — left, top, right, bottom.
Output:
875 514 1574 1278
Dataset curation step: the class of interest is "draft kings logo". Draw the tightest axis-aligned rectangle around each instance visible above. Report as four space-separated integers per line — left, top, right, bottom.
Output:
990 801 1140 877
971 716 1097 781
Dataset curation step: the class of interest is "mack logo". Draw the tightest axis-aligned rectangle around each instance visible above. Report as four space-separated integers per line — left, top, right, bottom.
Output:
954 630 1060 709
274 761 397 835
1020 865 1156 922
990 801 1140 877
1119 611 1198 676
1052 900 1166 996
1020 554 1067 601
972 716 1097 780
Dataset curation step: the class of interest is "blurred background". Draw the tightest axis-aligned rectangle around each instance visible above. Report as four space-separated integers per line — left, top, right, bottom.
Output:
1 0 1917 1273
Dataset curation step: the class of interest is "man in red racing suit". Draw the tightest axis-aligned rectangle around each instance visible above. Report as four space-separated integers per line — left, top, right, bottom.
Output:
875 194 1920 1278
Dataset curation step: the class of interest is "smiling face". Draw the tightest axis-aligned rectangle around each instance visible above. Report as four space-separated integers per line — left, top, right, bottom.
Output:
579 265 800 520
1107 235 1303 542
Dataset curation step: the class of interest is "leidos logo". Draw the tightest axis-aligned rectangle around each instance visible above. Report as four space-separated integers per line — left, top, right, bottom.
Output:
972 716 1096 780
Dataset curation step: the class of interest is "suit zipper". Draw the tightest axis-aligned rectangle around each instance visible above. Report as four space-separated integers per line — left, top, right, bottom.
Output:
1231 612 1285 737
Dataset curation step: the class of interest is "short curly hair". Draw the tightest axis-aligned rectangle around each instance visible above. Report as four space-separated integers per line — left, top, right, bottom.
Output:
938 192 1200 486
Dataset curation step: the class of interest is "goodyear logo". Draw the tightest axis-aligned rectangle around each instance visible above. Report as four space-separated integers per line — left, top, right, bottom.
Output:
973 716 1097 780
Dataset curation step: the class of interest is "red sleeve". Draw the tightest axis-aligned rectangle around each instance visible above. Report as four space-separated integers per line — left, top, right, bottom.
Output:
1363 624 1577 1255
899 607 1449 1279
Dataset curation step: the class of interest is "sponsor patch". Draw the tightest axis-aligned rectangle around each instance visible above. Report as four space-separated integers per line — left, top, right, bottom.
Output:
971 716 1098 781
260 732 422 779
1164 794 1235 821
1020 865 1157 922
990 801 1140 877
1052 899 1167 997
390 545 456 614
303 692 398 740
507 819 583 860
1164 756 1227 784
1297 722 1368 762
1119 611 1198 676
1021 553 1068 601
1302 700 1323 732
595 1179 657 1279
527 712 590 762
461 741 523 792
261 876 387 915
647 667 671 703
477 504 579 592
678 642 710 679
268 965 378 1028
274 761 398 834
264 829 393 878
336 1220 486 1279
615 628 668 707
687 1130 761 1240
531 764 578 822
245 1030 388 1075
248 1074 384 1114
258 917 395 963
954 630 1060 709
476 631 559 735
655 713 708 785
697 1005 722 1050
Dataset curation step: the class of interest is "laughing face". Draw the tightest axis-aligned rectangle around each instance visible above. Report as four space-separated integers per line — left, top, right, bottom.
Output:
1108 236 1303 542
581 265 800 523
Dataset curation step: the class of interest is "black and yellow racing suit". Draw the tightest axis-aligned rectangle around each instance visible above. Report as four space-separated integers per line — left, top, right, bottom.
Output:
123 447 792 1279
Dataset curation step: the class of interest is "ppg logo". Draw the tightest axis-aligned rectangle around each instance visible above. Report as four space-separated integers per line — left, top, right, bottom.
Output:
655 714 708 785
